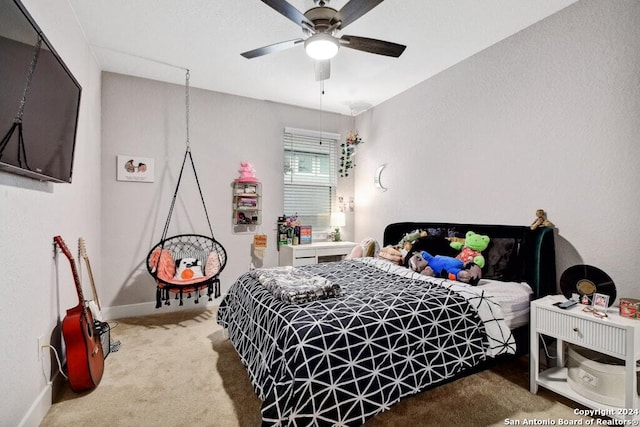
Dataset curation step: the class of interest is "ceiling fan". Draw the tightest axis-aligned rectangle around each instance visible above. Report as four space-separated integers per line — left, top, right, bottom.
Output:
241 0 406 81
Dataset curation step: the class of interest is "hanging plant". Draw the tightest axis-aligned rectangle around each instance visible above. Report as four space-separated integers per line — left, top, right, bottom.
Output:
339 131 363 177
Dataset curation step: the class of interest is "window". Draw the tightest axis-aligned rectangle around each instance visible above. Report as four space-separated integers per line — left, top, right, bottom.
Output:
283 127 339 231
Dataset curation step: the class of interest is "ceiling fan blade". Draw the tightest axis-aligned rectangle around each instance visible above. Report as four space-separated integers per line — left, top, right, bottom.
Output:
241 38 304 59
314 60 330 81
340 35 406 57
332 0 384 29
261 0 314 29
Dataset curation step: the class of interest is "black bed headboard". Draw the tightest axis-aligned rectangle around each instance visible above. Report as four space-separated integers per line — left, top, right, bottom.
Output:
383 222 556 299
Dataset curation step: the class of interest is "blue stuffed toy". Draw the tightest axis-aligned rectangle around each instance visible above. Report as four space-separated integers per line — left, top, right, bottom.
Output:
420 251 464 278
412 251 482 285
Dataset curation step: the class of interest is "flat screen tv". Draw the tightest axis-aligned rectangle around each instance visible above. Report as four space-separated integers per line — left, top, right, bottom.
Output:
0 0 81 183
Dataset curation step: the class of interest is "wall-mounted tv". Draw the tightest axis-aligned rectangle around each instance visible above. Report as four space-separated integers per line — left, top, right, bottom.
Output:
0 0 81 183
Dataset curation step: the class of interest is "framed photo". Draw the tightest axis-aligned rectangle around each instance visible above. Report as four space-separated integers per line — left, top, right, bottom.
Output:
117 155 154 182
592 293 610 310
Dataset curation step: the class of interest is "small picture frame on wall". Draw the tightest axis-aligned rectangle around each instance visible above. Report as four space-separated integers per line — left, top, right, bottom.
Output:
592 293 610 310
117 155 154 182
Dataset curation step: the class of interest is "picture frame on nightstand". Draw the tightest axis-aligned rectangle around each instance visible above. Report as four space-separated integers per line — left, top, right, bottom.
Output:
592 293 609 310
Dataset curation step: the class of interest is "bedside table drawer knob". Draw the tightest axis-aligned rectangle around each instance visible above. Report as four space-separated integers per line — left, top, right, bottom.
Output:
573 327 579 332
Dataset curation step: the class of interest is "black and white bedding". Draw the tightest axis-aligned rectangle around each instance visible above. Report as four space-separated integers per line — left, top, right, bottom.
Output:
217 258 517 426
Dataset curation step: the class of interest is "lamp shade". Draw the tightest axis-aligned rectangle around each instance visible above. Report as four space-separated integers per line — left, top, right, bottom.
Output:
305 33 339 60
330 212 346 227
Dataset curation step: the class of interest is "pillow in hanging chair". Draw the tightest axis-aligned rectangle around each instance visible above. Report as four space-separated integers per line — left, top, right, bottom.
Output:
174 257 204 280
149 248 176 283
205 251 221 277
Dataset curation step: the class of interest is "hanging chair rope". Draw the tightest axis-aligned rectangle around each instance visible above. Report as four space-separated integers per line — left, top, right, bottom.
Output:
159 70 214 243
147 69 227 308
159 147 215 244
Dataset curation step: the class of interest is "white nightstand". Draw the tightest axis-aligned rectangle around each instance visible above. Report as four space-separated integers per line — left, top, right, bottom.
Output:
279 241 356 267
530 295 640 421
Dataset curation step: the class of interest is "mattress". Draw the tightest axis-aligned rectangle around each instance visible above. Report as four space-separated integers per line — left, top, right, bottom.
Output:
218 258 517 426
477 279 533 329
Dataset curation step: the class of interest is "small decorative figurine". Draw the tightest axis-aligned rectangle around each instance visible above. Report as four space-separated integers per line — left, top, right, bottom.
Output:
530 209 555 230
236 162 259 183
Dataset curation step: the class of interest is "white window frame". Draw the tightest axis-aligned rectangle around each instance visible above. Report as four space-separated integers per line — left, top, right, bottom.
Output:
283 127 339 232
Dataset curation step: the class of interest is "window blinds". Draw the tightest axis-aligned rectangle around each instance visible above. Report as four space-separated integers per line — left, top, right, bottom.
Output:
283 127 339 230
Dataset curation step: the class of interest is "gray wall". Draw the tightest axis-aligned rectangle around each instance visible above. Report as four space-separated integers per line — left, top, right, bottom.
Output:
0 0 102 425
100 73 354 316
353 0 640 300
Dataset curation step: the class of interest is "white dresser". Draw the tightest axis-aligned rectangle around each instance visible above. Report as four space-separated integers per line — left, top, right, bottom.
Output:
279 241 356 266
530 295 640 421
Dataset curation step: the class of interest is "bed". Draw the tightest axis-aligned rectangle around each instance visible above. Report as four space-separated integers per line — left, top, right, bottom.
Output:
217 222 556 426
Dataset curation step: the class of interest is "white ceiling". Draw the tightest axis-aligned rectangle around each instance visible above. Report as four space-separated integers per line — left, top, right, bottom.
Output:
68 0 578 115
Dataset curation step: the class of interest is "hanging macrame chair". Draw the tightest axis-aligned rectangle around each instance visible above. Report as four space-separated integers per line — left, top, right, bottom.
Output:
146 70 227 308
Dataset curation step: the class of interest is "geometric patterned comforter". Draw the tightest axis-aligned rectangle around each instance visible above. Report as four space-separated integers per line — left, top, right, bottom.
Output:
216 258 515 426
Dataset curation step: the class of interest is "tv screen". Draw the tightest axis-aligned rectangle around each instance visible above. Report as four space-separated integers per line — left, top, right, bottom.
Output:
0 0 81 183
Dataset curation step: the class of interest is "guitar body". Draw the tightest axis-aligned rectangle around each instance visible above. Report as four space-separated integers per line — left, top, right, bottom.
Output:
54 235 104 392
62 304 104 392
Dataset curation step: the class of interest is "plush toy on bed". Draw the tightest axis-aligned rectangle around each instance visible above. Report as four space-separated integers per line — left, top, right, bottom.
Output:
398 229 428 252
408 252 435 277
450 231 490 269
174 257 205 280
409 251 482 285
403 235 458 267
345 237 380 259
377 245 404 264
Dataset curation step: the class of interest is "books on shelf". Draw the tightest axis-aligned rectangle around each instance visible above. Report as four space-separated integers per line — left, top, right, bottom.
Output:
277 216 311 247
237 197 257 208
235 183 258 195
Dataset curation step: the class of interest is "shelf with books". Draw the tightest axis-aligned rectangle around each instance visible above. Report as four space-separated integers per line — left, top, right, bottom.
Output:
233 182 261 225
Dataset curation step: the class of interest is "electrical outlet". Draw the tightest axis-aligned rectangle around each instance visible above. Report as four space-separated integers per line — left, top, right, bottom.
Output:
38 335 46 361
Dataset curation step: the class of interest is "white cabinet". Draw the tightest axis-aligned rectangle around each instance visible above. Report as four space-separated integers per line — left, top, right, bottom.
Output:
279 241 356 267
232 182 261 225
530 295 640 421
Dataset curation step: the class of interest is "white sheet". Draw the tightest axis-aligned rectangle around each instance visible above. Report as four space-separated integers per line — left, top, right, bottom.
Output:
477 279 533 329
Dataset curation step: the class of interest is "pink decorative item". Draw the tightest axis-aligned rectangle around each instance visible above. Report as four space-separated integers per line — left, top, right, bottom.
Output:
235 162 259 183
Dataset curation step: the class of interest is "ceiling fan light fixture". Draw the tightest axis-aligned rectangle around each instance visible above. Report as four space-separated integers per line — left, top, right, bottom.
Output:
304 33 339 60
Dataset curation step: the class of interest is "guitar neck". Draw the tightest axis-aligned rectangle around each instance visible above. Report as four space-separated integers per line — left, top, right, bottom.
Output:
54 236 85 306
82 256 100 310
79 237 100 310
70 259 85 306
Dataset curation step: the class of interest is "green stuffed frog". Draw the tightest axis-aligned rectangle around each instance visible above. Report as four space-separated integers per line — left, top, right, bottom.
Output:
450 231 490 268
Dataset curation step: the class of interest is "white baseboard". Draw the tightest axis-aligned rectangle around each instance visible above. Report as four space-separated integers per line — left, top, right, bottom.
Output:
103 297 222 320
18 382 52 427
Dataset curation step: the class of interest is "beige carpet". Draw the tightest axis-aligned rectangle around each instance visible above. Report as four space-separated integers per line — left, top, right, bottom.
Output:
41 307 593 427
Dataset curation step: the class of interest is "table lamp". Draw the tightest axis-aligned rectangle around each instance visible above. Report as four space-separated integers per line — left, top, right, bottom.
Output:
330 212 346 242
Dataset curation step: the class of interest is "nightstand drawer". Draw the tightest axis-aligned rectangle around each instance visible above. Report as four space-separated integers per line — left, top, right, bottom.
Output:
535 306 627 357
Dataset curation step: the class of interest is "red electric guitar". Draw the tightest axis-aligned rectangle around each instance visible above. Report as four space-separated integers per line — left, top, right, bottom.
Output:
54 235 104 392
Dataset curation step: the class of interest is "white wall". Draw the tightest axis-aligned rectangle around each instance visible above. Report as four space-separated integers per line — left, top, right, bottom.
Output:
100 73 354 316
353 0 640 301
0 1 102 425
